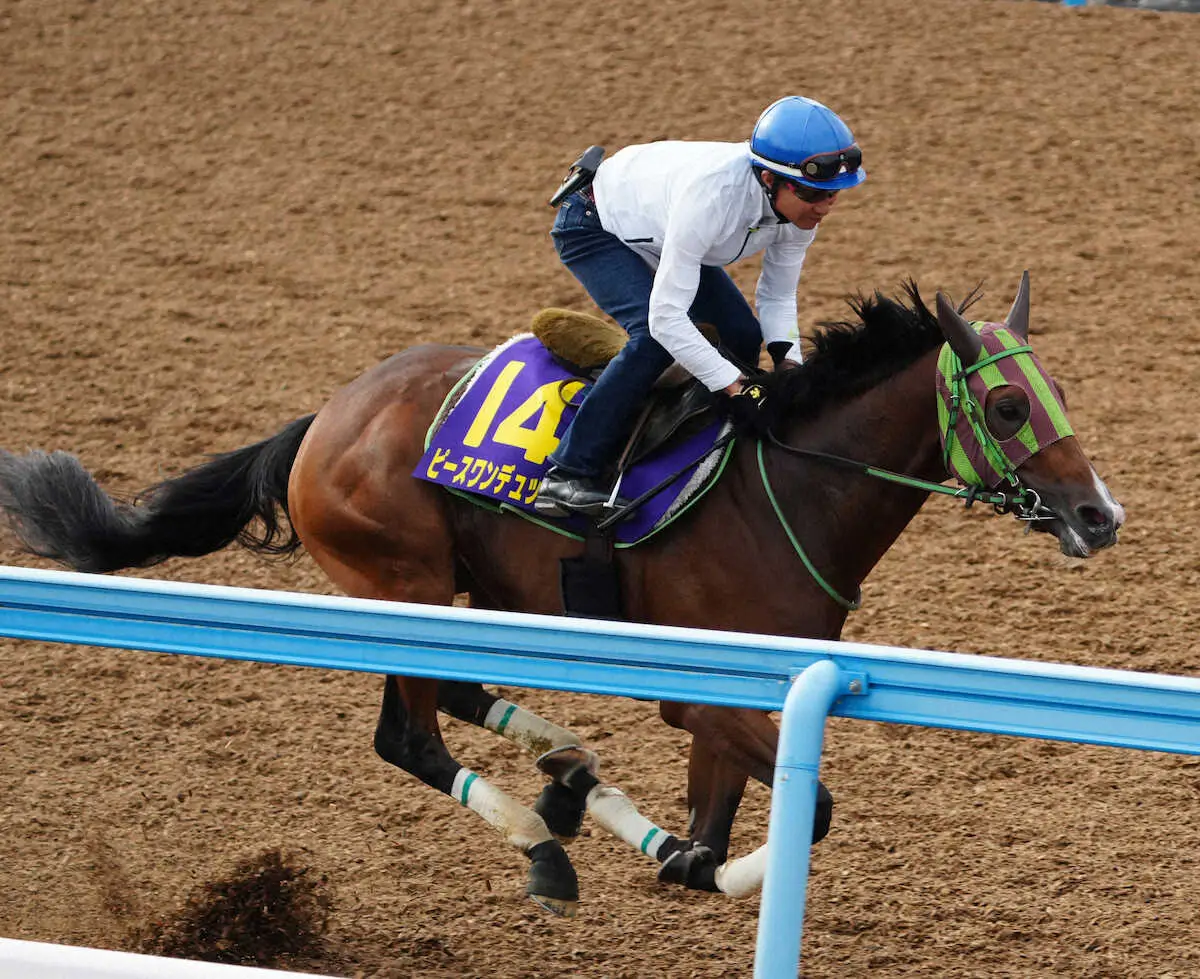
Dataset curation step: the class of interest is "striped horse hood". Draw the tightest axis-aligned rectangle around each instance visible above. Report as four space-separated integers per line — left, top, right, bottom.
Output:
935 320 1074 490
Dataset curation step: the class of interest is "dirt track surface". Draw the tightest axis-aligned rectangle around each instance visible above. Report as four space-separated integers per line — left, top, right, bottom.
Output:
2 1 1199 976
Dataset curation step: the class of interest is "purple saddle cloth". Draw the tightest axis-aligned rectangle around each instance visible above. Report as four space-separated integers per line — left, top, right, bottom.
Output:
413 335 726 544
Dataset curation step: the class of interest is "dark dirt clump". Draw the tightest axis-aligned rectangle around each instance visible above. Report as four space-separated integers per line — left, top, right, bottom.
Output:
129 849 333 970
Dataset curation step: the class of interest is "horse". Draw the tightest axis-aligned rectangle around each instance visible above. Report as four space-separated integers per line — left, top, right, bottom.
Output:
0 273 1124 916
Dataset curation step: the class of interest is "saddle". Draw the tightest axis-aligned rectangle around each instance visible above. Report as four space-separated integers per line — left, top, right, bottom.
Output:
530 308 721 469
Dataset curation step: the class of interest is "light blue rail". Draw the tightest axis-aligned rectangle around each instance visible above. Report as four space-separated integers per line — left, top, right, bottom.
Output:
4 566 1200 978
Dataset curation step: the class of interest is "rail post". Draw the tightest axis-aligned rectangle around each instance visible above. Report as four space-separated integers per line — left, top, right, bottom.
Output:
754 658 844 978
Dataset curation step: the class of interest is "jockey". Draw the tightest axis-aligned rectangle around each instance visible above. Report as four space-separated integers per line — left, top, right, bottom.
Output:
534 95 867 518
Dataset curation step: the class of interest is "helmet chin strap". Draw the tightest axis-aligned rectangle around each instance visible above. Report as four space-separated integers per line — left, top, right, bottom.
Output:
753 167 789 222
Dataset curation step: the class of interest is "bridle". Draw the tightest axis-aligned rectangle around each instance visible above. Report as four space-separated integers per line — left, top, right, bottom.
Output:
758 332 1066 610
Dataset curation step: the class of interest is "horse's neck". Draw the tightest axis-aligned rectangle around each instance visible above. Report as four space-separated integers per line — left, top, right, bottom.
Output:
766 348 945 601
838 348 946 486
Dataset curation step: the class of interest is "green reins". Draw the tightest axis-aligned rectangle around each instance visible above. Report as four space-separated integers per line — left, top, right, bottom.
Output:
756 340 1049 611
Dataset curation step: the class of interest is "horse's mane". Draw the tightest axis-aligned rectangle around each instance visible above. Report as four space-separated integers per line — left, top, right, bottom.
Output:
765 281 968 426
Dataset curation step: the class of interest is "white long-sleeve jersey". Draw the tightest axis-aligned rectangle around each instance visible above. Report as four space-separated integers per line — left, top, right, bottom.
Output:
592 140 815 392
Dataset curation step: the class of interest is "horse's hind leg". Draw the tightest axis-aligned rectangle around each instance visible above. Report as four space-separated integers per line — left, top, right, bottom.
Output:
437 680 693 869
374 675 579 916
540 750 692 869
289 518 577 912
437 680 594 842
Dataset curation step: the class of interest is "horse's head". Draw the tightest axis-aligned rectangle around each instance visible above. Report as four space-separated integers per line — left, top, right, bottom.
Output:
934 272 1125 558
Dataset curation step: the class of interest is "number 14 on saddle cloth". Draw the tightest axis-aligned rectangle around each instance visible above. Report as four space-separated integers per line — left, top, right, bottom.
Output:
414 333 729 544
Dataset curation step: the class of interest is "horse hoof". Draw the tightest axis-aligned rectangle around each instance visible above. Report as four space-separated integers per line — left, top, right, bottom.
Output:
813 781 834 844
534 781 587 843
534 747 600 843
527 892 579 918
657 843 720 893
536 745 600 783
526 839 579 913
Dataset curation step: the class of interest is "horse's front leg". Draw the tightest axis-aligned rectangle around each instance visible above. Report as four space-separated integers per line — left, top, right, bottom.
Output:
655 743 746 892
657 702 833 897
375 676 578 916
685 742 747 862
660 702 779 784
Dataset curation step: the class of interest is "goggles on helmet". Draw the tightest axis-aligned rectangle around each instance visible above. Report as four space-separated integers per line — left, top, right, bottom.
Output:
796 146 863 182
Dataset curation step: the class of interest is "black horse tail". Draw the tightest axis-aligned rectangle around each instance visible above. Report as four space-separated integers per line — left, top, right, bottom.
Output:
0 414 317 573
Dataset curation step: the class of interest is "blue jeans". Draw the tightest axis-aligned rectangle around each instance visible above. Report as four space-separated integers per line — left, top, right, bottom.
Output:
548 191 762 477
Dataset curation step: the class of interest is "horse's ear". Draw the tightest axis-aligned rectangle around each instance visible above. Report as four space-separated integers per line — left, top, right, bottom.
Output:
1005 270 1031 341
936 291 984 365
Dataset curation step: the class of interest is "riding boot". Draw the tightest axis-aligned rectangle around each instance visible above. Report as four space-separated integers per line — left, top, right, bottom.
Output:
534 468 632 518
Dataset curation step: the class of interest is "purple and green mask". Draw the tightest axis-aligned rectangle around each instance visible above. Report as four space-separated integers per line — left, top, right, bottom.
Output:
933 275 1074 490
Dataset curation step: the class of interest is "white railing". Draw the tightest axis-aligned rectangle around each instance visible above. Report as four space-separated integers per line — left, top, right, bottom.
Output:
0 937 337 978
4 566 1200 977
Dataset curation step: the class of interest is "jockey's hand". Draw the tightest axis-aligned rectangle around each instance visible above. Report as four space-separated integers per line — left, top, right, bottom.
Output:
720 378 770 435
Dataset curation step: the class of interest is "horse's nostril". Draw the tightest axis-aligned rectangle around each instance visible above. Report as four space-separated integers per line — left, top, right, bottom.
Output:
1077 505 1112 533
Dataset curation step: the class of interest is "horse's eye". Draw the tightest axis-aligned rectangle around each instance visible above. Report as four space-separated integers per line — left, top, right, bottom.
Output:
985 391 1031 440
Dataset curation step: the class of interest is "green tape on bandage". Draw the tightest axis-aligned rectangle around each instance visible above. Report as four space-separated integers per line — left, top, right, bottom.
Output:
639 828 660 855
494 703 517 735
458 771 478 806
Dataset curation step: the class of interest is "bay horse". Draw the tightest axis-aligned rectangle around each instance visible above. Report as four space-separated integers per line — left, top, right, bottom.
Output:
0 274 1123 915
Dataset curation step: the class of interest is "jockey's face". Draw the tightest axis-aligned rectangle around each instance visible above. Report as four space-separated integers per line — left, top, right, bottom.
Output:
775 179 839 230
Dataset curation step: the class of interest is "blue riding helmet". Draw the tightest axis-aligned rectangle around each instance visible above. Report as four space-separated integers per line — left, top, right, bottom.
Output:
749 96 867 191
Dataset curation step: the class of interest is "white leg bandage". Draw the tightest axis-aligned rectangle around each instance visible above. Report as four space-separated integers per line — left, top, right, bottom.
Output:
484 699 582 757
451 768 554 852
586 785 671 860
714 843 769 898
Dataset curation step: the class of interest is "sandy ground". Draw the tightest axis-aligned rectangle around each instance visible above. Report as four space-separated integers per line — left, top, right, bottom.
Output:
2 0 1200 976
